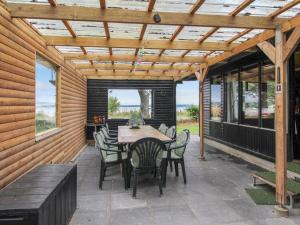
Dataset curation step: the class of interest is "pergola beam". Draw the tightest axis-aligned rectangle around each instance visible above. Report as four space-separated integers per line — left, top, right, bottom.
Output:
283 25 300 62
75 63 197 71
6 3 286 29
86 75 177 80
82 70 181 77
44 36 238 51
257 41 275 64
63 53 205 63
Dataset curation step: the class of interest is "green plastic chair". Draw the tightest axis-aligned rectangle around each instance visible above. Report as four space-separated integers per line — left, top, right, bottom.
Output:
158 123 168 134
162 129 190 185
93 131 128 189
128 137 167 198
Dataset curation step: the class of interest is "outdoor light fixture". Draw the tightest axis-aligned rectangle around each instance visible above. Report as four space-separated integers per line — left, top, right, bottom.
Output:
153 13 161 23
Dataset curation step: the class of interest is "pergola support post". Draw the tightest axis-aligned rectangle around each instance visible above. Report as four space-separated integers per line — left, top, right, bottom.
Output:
196 64 208 160
256 25 300 215
274 25 288 216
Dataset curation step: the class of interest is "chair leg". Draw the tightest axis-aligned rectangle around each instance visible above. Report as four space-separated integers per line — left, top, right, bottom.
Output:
157 168 163 196
122 161 128 190
99 162 104 189
132 170 138 198
174 162 179 177
127 161 132 189
104 167 107 178
162 159 167 187
169 159 173 172
181 159 187 184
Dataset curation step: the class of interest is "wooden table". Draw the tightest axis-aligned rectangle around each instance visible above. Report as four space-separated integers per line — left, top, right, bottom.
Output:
118 125 171 144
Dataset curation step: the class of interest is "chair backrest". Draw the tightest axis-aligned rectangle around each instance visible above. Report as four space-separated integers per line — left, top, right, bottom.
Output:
174 129 190 157
93 131 107 160
130 137 166 169
101 127 111 139
158 123 168 134
166 126 176 139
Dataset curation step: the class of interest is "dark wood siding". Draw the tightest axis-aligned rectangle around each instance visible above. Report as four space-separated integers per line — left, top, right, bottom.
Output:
203 78 210 136
87 80 176 138
203 51 276 161
208 121 275 161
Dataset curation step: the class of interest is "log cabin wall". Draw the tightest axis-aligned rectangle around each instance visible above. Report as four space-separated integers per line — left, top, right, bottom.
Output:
0 4 87 189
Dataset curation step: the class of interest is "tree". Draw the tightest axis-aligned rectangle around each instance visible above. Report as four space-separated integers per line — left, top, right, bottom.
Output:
138 89 151 118
108 96 120 114
186 105 199 122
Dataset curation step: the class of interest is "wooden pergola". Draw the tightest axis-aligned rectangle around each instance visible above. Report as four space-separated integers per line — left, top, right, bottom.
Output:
3 0 300 212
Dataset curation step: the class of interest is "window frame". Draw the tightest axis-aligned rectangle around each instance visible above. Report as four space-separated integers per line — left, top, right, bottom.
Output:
211 59 275 131
107 88 154 120
35 52 61 141
209 75 222 122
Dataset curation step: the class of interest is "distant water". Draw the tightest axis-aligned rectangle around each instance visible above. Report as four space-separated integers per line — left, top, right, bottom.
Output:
117 104 197 113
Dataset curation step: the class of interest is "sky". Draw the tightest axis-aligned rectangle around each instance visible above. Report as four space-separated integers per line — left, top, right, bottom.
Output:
176 81 199 105
109 81 199 106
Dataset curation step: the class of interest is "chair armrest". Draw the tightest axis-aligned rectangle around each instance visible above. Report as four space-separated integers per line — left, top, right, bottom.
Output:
169 144 186 151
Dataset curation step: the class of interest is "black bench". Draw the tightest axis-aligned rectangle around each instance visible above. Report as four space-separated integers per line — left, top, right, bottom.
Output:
0 164 77 225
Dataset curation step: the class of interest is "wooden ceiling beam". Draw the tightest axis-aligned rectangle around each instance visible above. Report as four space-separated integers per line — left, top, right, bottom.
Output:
63 53 205 63
82 70 181 77
86 75 177 80
6 3 286 29
44 36 238 51
75 63 199 71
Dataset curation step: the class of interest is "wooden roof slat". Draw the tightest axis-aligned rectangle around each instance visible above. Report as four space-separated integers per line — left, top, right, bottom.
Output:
188 0 255 66
268 0 300 19
229 0 255 16
189 0 206 15
6 3 286 29
48 0 57 7
147 0 156 12
99 0 106 10
62 20 76 38
226 28 252 44
133 0 157 66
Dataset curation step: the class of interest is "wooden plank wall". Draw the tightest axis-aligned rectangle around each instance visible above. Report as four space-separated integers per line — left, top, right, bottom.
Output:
0 4 87 189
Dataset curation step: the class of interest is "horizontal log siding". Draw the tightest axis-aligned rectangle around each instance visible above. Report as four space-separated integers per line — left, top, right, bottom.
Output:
0 5 87 189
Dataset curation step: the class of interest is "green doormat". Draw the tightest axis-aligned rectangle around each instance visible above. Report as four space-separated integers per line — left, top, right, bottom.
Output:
288 162 300 175
245 188 276 205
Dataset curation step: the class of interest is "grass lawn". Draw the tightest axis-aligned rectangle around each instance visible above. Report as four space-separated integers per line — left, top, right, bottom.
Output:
177 122 199 135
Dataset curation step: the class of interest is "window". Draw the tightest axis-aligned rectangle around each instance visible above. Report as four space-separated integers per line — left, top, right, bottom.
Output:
35 55 58 134
108 89 152 119
261 64 275 129
210 76 222 122
240 65 259 126
225 72 239 123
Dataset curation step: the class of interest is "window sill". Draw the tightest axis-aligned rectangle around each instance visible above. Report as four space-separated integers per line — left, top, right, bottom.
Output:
35 128 62 142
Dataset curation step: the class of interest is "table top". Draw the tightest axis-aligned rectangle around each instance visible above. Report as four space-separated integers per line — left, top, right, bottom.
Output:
118 125 171 144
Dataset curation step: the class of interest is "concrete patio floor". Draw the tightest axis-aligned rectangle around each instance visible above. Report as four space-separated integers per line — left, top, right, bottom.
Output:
70 136 300 225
